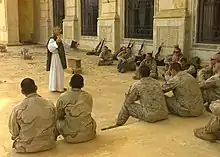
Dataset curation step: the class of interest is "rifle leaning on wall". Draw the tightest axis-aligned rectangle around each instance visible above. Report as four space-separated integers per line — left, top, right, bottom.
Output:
155 42 165 66
127 40 132 48
130 41 135 50
135 40 146 65
86 40 101 55
95 38 105 56
138 40 145 56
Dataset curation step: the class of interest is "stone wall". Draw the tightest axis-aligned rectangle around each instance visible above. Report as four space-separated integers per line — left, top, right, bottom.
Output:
0 0 219 60
0 0 7 44
0 0 52 45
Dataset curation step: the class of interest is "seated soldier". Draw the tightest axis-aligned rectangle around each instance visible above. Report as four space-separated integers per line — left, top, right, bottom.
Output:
200 61 220 107
162 63 204 117
194 100 220 142
98 46 113 66
56 74 96 143
164 45 183 71
117 47 136 73
179 57 197 78
113 65 168 127
133 53 158 80
9 78 56 153
198 53 220 84
113 46 126 60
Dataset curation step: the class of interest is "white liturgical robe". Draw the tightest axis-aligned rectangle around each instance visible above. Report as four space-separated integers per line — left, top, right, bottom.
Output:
47 39 64 92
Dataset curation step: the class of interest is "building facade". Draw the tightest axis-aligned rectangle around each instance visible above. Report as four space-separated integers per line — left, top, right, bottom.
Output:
0 0 219 60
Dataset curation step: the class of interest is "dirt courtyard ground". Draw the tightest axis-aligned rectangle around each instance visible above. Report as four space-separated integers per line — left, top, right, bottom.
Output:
0 45 220 157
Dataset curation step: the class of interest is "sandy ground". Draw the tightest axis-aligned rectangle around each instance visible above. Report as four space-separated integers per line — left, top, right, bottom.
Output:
0 45 220 157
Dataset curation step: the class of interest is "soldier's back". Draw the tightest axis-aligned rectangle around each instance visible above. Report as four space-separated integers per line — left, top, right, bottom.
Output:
173 71 203 114
135 77 168 118
14 93 56 153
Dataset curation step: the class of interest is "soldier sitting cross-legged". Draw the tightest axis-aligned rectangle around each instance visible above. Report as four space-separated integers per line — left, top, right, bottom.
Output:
111 64 168 128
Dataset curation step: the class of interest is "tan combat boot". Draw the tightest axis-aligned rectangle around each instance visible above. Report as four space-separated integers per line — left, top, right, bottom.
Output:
194 127 216 142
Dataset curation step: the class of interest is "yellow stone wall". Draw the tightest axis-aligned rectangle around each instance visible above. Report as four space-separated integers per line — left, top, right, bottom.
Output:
0 0 53 45
0 0 8 44
0 0 219 60
18 0 34 42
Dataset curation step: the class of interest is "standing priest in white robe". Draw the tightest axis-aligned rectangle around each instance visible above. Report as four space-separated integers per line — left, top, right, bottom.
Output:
46 27 67 92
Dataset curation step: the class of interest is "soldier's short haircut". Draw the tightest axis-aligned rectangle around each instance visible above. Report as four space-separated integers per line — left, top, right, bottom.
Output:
21 78 37 95
70 74 84 89
139 64 150 77
170 62 181 72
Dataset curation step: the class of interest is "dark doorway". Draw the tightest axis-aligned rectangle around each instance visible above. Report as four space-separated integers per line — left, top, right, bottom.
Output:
125 0 154 39
81 0 99 36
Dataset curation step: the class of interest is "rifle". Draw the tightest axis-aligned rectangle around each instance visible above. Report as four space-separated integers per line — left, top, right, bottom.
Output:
101 124 120 131
95 38 105 56
130 41 135 50
138 41 145 56
127 40 132 48
94 41 102 52
155 42 164 60
155 42 165 66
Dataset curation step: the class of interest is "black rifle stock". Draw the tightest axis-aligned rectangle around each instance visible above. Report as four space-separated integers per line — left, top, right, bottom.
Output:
138 41 145 56
127 40 132 48
96 39 105 56
95 41 102 52
130 41 135 50
155 42 164 60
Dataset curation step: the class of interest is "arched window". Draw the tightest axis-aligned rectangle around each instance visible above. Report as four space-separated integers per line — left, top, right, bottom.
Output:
125 0 154 39
53 0 65 28
197 0 220 44
81 0 99 36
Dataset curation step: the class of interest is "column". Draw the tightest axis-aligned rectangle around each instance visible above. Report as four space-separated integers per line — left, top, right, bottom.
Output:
63 0 79 44
38 0 52 44
153 0 191 58
98 0 120 52
5 0 20 45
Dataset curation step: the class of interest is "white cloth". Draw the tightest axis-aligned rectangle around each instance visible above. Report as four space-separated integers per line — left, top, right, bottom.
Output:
48 39 64 92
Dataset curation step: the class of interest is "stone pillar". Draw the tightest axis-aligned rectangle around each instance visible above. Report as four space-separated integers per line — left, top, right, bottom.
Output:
154 0 190 58
38 0 52 44
63 0 79 44
98 0 120 52
6 0 20 45
0 0 8 44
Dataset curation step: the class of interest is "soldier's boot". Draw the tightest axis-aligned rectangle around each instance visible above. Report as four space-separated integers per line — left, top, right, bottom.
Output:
194 127 216 142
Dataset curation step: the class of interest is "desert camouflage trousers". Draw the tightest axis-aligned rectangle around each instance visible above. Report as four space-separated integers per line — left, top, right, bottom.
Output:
202 89 220 103
98 59 113 66
165 95 202 117
116 103 168 126
56 118 97 144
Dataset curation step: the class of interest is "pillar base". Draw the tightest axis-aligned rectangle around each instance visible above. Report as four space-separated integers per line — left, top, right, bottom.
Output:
153 8 190 57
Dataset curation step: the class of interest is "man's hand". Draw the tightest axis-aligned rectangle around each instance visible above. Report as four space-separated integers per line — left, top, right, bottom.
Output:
56 38 61 43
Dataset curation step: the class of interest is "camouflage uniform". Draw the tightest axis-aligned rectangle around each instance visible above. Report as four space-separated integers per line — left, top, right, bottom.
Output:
98 49 113 66
181 64 197 78
56 88 96 143
194 101 220 142
200 73 220 102
134 58 158 79
117 77 168 126
9 93 56 153
198 66 214 83
162 71 204 117
117 51 136 73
